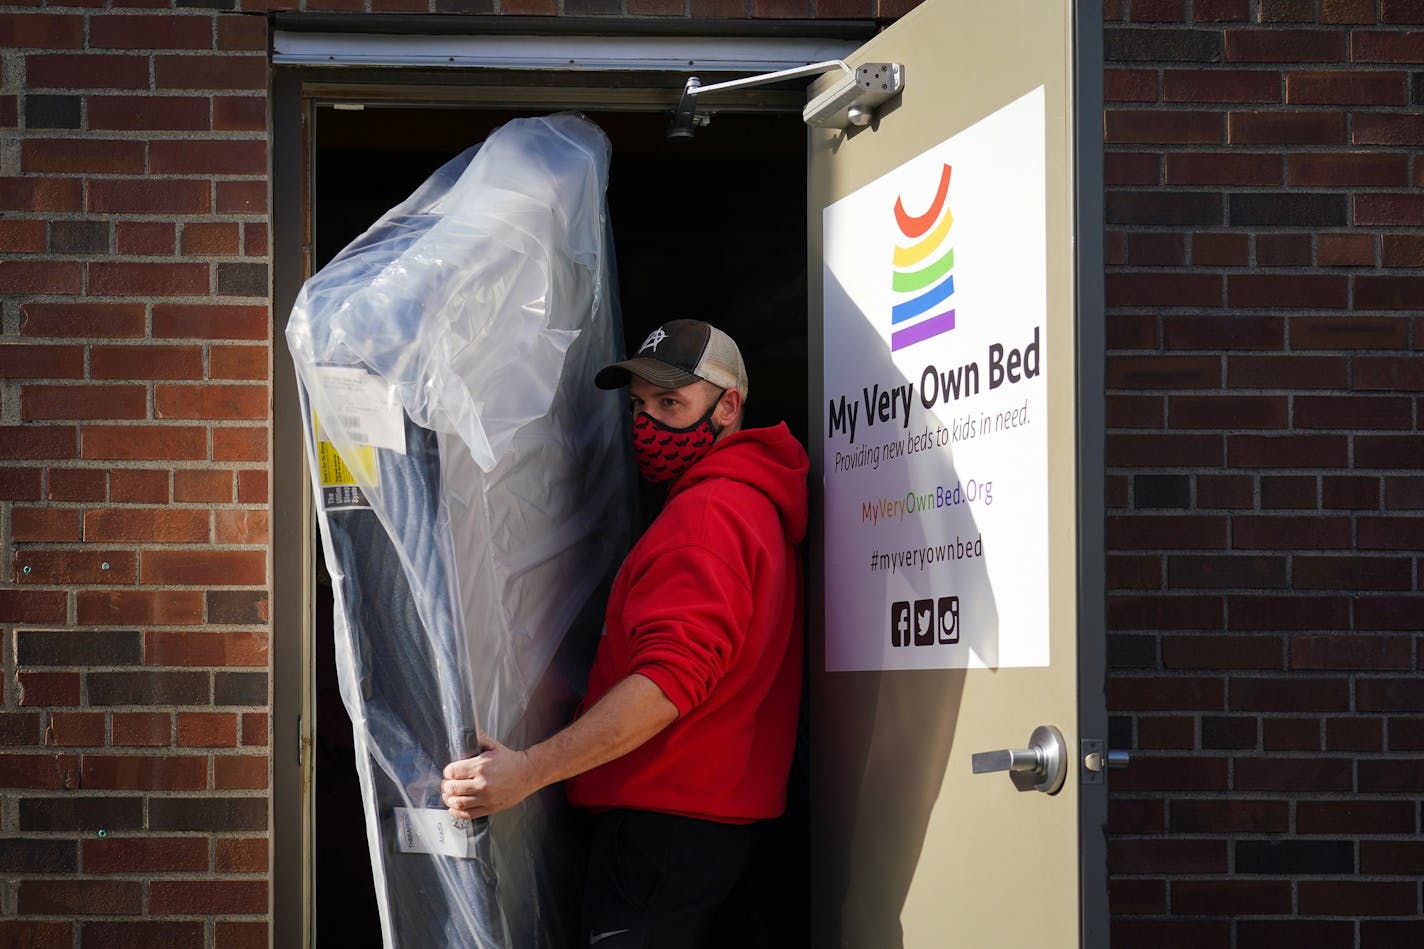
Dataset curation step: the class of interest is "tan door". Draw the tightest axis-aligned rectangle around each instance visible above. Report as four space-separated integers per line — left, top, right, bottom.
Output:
808 2 1105 948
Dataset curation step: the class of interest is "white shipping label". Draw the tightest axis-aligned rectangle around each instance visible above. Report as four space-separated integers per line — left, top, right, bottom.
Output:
394 807 473 859
312 367 407 454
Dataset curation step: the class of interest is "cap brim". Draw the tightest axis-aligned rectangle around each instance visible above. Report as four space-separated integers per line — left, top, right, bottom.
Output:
595 357 704 391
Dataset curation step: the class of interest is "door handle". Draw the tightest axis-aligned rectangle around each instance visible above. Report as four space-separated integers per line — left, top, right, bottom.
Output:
971 725 1067 794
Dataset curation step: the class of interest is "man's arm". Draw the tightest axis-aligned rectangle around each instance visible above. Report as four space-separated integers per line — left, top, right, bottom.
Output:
441 672 677 820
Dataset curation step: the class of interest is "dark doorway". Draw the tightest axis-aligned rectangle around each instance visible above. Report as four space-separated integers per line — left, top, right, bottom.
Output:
310 102 809 947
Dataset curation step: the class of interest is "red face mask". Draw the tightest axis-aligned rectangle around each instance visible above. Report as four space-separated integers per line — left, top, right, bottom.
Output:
631 397 722 484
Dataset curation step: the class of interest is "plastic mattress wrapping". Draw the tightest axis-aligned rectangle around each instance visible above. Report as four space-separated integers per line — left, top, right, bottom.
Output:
286 113 634 949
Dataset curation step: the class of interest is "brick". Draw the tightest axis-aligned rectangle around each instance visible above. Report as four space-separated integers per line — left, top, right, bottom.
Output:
1126 232 1187 265
76 591 205 627
1109 394 1165 428
1355 194 1424 227
1288 70 1411 104
22 385 147 421
1163 69 1280 102
88 671 209 706
178 711 237 747
1382 234 1424 265
1108 433 1224 467
1163 633 1282 668
0 711 42 746
215 671 266 706
0 838 77 873
1237 839 1353 873
1111 799 1167 835
92 345 204 380
21 138 145 175
82 425 206 461
0 466 44 500
1356 436 1424 468
1109 632 1158 667
1298 395 1412 430
1109 676 1225 710
18 880 141 916
115 220 177 256
218 14 267 49
0 13 84 48
1353 111 1424 145
213 96 266 132
140 549 264 586
215 754 266 789
216 180 266 213
1385 477 1424 508
173 469 233 502
1133 474 1189 508
1356 597 1424 631
1202 714 1260 749
1297 800 1415 834
1112 755 1229 791
1257 0 1315 20
1111 920 1229 949
0 344 84 379
214 509 267 545
0 219 46 253
79 921 204 949
1358 758 1424 792
1236 756 1353 790
1105 27 1222 62
1255 232 1312 266
1326 716 1384 751
1228 110 1347 144
88 96 210 131
1232 513 1351 547
1168 555 1287 588
88 262 210 296
214 426 267 462
0 260 82 294
1231 675 1350 711
11 507 80 541
1106 191 1223 226
109 468 170 502
242 222 267 256
1105 68 1158 101
1295 556 1412 591
1164 152 1280 185
1259 474 1316 508
21 302 146 338
1107 272 1224 308
149 880 267 916
153 304 268 340
1299 881 1417 916
1229 193 1347 227
155 384 266 420
18 672 81 706
27 54 150 88
1322 475 1380 509
149 796 266 832
1104 110 1223 143
17 798 143 835
1360 841 1424 873
155 54 267 89
207 590 268 624
1317 232 1376 266
1109 515 1228 550
1110 838 1224 874
1226 434 1348 469
1352 30 1424 63
16 630 141 666
111 711 171 746
150 140 266 175
1170 799 1288 833
216 262 268 297
90 13 213 49
1225 28 1344 62
1360 678 1424 713
180 222 240 256
215 921 268 949
0 176 83 213
215 837 266 872
80 754 206 790
47 711 105 747
1167 395 1286 428
211 345 267 380
1293 316 1409 350
1138 716 1195 749
240 713 267 746
1238 921 1355 949
1192 231 1250 265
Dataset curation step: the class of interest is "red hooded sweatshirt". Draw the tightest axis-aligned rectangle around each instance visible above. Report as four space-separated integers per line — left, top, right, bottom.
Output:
566 422 809 823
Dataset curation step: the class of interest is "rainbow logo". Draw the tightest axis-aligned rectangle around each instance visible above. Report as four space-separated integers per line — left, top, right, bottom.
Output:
890 164 956 352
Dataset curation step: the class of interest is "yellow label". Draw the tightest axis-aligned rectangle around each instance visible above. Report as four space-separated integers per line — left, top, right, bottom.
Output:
314 413 377 488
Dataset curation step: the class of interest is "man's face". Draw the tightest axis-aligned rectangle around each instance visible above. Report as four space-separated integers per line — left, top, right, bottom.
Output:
628 375 723 430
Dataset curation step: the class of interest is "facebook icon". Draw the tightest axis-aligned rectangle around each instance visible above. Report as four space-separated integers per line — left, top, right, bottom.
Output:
890 600 911 647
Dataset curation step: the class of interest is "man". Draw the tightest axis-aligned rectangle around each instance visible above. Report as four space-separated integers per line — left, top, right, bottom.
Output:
442 319 809 949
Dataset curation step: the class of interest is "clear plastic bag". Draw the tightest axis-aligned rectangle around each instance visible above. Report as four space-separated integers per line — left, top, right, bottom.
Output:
286 113 633 948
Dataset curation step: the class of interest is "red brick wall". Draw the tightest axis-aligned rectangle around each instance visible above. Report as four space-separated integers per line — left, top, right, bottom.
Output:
1 7 273 948
2 0 1421 946
1103 2 1424 947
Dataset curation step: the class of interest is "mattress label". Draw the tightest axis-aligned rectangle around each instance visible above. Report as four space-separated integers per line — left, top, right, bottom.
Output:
312 366 407 454
314 414 374 510
394 807 473 859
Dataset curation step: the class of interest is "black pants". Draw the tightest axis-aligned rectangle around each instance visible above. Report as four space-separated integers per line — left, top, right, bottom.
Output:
582 810 754 949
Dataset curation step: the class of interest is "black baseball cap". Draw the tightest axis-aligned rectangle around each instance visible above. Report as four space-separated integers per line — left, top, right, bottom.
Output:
596 319 749 400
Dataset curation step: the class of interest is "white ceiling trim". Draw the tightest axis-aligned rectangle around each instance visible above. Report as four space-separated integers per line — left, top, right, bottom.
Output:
272 32 861 72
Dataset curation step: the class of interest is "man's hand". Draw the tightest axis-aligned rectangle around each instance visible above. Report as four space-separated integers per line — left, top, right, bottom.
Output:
441 734 542 820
